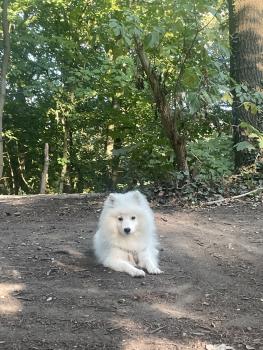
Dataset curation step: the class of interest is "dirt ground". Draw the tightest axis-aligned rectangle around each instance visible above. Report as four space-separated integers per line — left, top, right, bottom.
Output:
0 194 262 350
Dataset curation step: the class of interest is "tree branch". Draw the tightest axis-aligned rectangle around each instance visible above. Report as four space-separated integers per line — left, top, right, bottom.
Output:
175 4 224 90
205 187 263 206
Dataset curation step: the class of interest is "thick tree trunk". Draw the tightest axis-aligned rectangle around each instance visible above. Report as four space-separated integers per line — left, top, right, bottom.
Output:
228 0 263 167
0 0 10 181
134 38 188 173
40 143 49 194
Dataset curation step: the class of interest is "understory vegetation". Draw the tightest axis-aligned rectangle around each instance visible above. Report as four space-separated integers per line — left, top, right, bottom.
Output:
0 0 262 200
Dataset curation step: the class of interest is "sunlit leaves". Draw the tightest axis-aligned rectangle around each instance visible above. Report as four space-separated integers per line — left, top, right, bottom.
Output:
234 141 255 152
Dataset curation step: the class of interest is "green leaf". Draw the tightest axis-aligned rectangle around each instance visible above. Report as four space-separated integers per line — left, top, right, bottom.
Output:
222 92 233 104
109 19 122 37
243 102 258 115
187 93 201 114
234 141 256 152
145 30 160 49
239 122 263 148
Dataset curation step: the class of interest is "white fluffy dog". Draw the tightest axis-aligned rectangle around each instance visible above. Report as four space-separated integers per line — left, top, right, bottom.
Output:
93 190 162 277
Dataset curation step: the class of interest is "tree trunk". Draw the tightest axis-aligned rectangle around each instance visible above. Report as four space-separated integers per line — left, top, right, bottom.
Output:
228 0 263 167
111 136 122 190
6 141 29 194
59 117 69 193
40 143 49 194
0 0 10 181
134 38 188 173
5 147 15 193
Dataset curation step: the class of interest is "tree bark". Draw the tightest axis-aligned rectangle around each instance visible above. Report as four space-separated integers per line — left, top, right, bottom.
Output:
0 0 10 181
59 117 69 193
134 38 188 173
6 141 29 194
5 147 15 193
40 143 49 194
228 0 263 167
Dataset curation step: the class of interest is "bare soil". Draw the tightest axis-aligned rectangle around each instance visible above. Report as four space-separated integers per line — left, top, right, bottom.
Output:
0 194 262 350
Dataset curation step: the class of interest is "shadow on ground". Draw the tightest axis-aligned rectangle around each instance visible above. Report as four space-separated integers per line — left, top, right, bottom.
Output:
0 195 262 349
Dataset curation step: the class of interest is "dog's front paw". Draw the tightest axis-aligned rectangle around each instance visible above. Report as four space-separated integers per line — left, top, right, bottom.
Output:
130 268 146 278
147 266 163 275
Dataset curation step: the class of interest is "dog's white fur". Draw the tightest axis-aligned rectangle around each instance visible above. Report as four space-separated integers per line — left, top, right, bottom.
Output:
93 190 162 277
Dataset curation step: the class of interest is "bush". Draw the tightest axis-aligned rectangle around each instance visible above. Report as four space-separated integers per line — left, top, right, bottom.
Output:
187 133 234 180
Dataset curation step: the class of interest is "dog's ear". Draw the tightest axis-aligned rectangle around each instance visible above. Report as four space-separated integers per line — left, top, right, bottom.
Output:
106 193 116 207
132 190 143 203
132 190 149 207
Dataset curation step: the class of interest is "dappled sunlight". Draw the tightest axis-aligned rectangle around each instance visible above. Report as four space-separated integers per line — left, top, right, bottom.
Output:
55 246 85 258
123 336 207 350
123 337 178 350
0 267 22 279
113 317 144 334
54 259 88 272
0 283 25 315
152 302 202 321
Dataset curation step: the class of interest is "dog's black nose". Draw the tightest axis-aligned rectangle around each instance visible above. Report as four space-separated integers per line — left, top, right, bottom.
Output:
124 227 131 234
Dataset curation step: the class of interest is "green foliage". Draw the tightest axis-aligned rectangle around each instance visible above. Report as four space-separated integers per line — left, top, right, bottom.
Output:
239 122 263 149
1 0 260 195
187 133 234 179
234 141 255 152
235 84 263 113
233 123 263 155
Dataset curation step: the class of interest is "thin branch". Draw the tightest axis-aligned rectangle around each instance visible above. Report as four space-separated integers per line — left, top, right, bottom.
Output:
205 187 263 206
175 4 224 90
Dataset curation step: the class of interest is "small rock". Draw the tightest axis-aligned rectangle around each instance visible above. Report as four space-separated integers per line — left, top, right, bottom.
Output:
245 346 255 350
118 299 126 304
14 212 21 216
46 297 53 302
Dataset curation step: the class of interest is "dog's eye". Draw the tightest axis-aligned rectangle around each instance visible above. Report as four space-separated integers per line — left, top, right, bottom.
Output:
118 217 123 221
131 216 136 220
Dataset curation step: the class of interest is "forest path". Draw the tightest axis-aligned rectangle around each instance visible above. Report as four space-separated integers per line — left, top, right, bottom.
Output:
0 195 262 350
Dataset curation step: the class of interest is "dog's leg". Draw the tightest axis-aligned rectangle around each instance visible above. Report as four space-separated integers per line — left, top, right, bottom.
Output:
138 249 163 274
104 258 145 277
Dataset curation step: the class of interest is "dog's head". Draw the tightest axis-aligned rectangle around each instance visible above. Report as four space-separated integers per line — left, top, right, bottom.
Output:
115 212 138 236
102 191 147 237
